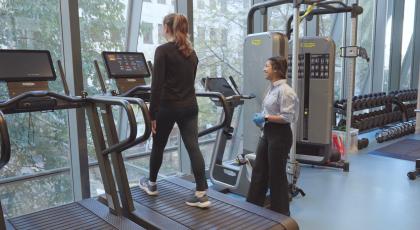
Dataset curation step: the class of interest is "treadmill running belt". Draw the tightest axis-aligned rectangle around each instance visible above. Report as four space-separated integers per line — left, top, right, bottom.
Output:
131 179 284 229
8 202 116 230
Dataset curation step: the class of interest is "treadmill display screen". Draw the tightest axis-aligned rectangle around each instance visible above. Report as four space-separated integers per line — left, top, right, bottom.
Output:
102 52 150 78
202 78 237 97
0 50 56 82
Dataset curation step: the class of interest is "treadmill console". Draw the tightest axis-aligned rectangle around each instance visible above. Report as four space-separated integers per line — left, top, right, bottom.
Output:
0 50 65 112
0 50 56 82
102 51 150 94
102 52 150 78
201 77 237 97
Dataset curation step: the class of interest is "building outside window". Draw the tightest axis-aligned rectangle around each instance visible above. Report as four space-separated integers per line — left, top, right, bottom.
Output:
141 22 154 44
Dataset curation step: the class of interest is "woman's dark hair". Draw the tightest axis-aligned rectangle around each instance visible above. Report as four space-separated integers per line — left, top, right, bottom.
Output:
267 56 288 79
163 13 193 57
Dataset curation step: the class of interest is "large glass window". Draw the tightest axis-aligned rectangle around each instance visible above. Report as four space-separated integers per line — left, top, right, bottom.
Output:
193 0 251 166
383 0 394 92
268 4 294 33
134 0 179 173
79 0 129 95
319 13 345 99
400 0 416 89
137 0 175 61
355 0 374 95
0 0 71 217
78 0 129 195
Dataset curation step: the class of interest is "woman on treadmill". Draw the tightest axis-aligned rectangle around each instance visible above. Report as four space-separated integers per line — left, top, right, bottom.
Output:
246 56 299 216
139 13 211 209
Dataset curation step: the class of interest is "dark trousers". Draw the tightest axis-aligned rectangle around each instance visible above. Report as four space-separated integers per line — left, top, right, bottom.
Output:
149 105 208 191
246 123 292 216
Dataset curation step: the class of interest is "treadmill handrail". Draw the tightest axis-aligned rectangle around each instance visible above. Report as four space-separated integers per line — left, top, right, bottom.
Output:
91 95 152 153
0 91 144 156
0 111 11 169
196 92 230 137
120 85 152 97
0 91 85 109
247 0 293 34
86 96 139 155
119 85 230 137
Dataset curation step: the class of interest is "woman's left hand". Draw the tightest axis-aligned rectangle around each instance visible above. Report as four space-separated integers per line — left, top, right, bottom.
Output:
252 113 265 127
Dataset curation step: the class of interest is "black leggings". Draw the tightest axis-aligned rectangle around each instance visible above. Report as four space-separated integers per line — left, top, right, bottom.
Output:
149 105 208 191
246 123 292 216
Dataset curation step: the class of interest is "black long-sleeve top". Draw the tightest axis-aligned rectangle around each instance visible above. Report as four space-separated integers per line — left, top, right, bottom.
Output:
149 42 199 120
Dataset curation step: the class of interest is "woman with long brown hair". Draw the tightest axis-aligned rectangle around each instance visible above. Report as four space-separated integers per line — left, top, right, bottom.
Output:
139 13 210 208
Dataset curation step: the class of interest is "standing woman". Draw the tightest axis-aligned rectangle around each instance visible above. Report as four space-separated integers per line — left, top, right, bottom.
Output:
139 13 210 208
246 56 299 216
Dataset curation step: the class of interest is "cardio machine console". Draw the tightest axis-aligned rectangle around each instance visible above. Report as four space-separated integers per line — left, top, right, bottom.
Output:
0 50 63 113
102 51 151 98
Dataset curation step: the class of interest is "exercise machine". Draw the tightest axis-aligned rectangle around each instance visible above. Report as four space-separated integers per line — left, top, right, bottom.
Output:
0 49 150 229
287 36 348 170
246 1 365 173
202 77 254 196
93 51 299 230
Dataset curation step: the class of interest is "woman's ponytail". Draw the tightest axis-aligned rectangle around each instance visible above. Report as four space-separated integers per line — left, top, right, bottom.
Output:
163 13 193 57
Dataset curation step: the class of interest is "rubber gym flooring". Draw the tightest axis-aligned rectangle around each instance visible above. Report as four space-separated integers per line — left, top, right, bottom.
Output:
289 132 420 230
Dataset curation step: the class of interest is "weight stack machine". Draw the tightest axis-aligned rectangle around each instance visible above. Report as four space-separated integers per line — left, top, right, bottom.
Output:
243 32 288 154
288 37 348 171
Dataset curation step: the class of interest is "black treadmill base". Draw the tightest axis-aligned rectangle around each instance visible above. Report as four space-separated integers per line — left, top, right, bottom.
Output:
131 177 298 230
7 199 143 230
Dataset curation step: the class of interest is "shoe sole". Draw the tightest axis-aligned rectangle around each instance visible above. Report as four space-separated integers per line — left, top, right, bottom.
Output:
139 183 159 196
185 201 211 208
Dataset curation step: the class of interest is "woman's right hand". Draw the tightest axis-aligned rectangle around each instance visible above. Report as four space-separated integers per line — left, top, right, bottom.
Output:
151 120 157 134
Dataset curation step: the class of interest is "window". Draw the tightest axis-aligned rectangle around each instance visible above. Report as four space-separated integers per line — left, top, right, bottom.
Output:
197 26 206 41
137 1 175 61
400 0 416 89
78 0 129 197
319 13 345 99
383 0 394 92
197 0 205 9
194 0 251 166
267 4 294 34
133 0 179 176
220 0 227 11
0 0 71 218
221 29 228 47
209 0 217 9
141 22 154 44
158 24 165 44
354 0 374 96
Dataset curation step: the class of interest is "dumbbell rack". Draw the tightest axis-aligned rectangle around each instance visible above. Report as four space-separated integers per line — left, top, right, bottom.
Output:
335 89 418 133
375 120 416 143
335 92 396 132
390 89 418 119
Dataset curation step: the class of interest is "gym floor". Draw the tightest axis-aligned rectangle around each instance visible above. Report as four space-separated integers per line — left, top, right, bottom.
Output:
291 132 420 230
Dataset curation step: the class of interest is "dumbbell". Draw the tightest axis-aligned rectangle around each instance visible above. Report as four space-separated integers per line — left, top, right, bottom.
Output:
358 138 369 149
352 100 360 110
375 132 384 143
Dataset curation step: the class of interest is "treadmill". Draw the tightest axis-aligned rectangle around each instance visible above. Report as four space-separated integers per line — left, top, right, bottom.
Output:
93 51 299 230
0 49 149 229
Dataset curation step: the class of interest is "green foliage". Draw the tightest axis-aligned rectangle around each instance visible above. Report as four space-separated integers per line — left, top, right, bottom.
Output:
194 0 250 126
0 0 128 218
